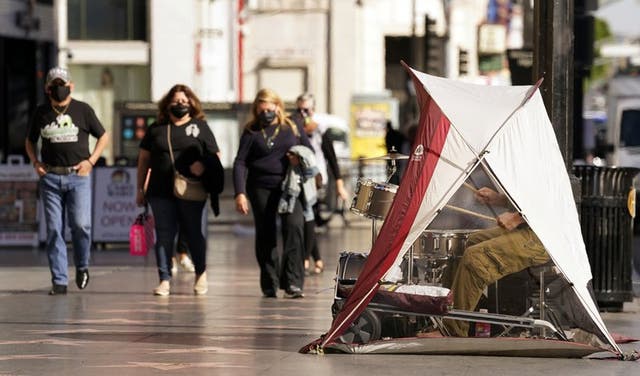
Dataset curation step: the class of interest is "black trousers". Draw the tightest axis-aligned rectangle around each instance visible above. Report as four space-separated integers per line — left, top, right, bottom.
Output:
304 220 321 262
247 185 305 294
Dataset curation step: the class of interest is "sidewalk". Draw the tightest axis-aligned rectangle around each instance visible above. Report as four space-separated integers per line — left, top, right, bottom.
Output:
0 218 639 375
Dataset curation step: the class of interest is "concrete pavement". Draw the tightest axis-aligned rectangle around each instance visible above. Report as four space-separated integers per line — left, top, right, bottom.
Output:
1 213 640 375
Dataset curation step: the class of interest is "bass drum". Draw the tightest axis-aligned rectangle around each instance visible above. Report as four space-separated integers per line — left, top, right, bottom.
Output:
336 251 368 285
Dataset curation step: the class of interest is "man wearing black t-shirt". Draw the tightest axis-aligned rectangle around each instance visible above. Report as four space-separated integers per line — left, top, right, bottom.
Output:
25 67 109 295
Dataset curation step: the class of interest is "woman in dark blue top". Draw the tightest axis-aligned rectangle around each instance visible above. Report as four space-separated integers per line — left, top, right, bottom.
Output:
233 88 312 298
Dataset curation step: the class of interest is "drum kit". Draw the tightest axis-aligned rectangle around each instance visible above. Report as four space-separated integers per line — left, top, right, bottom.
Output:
336 163 567 343
349 147 407 244
348 148 479 287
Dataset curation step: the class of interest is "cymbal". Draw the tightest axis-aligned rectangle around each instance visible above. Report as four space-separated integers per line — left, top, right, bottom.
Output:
361 152 409 161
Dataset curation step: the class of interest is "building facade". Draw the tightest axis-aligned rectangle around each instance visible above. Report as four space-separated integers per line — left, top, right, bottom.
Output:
0 0 56 163
5 0 524 163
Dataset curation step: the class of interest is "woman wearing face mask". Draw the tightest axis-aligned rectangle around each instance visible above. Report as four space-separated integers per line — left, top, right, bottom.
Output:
136 84 220 296
233 88 312 298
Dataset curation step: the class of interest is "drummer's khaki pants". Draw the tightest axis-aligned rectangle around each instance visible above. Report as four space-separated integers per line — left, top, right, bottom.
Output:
445 226 549 337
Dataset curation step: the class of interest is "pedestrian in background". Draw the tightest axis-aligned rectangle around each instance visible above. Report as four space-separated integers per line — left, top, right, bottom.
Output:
25 67 109 295
136 84 220 296
233 88 313 298
290 92 348 275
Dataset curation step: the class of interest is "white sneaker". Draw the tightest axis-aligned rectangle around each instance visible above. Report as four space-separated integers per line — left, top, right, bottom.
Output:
194 272 208 295
179 256 196 272
153 280 170 296
171 257 178 274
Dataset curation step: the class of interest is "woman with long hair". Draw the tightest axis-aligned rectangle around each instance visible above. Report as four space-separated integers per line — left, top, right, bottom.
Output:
136 84 219 296
233 88 312 298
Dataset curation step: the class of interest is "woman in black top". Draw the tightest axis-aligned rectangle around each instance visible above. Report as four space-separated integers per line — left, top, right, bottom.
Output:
233 88 312 298
136 84 219 296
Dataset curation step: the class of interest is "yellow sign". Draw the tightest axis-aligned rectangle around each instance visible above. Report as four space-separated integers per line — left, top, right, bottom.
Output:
349 101 392 159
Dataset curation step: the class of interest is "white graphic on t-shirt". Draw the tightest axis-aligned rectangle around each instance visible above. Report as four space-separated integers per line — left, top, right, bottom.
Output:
41 114 79 143
185 123 200 138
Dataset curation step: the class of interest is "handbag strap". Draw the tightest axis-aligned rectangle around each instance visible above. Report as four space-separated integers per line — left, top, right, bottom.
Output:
167 124 177 171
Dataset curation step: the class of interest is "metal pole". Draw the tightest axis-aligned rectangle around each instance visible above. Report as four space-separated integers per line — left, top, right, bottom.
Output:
533 0 574 170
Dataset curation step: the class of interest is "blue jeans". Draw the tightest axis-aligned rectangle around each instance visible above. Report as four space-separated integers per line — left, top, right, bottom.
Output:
148 196 207 281
40 173 93 286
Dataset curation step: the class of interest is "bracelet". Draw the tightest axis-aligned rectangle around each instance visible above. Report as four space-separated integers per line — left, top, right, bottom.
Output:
87 159 95 166
33 161 40 167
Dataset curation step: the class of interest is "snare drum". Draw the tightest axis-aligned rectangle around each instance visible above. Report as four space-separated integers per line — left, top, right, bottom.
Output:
408 230 478 286
412 229 478 260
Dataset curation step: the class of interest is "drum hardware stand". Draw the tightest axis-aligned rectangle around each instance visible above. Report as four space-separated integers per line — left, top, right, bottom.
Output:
407 245 414 285
371 218 378 247
385 146 400 184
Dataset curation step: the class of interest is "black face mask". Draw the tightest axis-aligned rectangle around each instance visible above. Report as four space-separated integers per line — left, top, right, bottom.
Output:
298 108 310 117
258 110 276 125
50 85 71 102
170 104 190 119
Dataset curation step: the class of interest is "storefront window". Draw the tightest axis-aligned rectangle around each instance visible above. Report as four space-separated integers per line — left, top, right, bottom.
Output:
69 64 151 163
68 0 146 41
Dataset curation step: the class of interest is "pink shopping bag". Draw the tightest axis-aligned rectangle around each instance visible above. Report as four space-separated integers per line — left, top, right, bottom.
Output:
129 209 155 256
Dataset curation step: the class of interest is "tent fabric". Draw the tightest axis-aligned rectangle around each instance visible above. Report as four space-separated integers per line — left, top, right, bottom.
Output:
319 90 453 348
323 336 603 358
304 64 622 356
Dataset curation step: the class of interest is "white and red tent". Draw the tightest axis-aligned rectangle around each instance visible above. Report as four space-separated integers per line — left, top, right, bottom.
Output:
303 63 622 356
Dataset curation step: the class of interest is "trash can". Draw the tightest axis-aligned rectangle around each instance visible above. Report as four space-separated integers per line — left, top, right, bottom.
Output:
573 165 640 312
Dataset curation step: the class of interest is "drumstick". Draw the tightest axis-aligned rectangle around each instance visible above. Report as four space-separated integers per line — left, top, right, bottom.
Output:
463 182 479 193
445 204 496 222
463 180 500 218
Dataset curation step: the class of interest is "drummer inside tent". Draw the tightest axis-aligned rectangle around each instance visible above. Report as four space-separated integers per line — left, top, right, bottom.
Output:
442 183 550 337
332 165 609 346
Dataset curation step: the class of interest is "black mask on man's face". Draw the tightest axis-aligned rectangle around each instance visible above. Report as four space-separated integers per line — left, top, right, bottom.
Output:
50 85 71 102
170 104 190 119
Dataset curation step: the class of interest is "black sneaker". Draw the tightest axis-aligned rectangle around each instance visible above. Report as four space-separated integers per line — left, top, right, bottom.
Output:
49 284 67 295
263 290 277 298
284 286 304 299
76 269 90 290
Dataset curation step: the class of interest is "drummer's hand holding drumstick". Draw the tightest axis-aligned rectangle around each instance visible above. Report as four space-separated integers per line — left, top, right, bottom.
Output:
473 186 523 230
474 187 508 206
